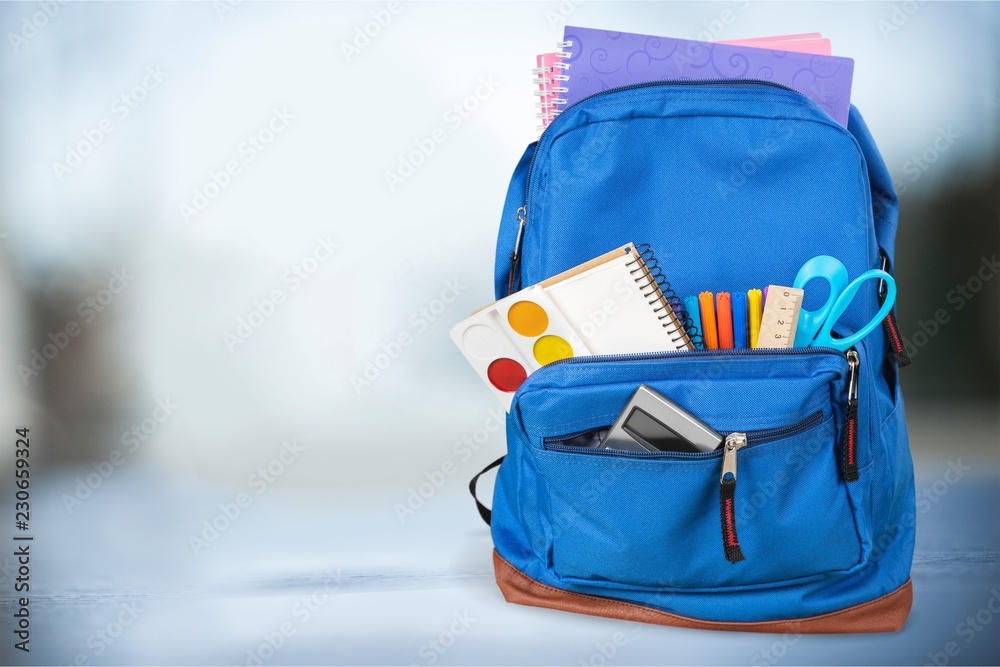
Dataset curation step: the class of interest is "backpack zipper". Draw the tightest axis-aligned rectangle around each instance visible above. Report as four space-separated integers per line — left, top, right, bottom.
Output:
507 78 809 294
879 250 911 368
542 409 823 458
841 349 861 482
518 346 845 400
507 204 527 294
527 78 801 200
720 432 748 563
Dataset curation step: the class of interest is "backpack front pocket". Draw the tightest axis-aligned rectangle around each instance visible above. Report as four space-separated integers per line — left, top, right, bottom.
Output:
510 349 865 591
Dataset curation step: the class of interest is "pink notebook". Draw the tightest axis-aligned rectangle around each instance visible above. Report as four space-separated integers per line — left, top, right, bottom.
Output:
534 52 564 131
721 33 831 56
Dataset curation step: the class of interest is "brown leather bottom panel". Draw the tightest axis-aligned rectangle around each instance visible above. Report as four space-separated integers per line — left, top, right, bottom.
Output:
494 551 912 634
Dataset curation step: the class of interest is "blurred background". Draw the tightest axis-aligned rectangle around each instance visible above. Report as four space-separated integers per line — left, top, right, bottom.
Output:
0 2 996 665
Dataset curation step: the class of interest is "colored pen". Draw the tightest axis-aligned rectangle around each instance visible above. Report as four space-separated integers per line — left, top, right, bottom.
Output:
732 291 748 349
698 292 719 350
748 289 763 348
716 292 734 349
683 295 705 350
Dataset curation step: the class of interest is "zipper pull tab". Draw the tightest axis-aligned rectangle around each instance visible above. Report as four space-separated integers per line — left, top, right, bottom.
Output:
842 350 860 482
879 252 911 367
719 432 747 563
506 205 527 295
721 432 746 484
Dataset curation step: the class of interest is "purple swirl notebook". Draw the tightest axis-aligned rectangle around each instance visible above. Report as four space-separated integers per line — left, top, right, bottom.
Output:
562 26 854 127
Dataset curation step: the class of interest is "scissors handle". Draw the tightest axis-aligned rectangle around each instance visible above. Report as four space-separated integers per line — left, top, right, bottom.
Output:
792 256 849 348
813 270 897 352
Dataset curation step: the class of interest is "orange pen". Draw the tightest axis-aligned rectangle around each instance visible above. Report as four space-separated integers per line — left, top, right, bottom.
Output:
698 292 719 350
716 292 734 349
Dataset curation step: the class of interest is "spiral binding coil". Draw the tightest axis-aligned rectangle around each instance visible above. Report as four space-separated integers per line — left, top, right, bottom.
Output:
534 41 573 132
625 244 702 349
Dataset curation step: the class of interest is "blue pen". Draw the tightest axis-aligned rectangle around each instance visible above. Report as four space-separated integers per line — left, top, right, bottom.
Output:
683 295 705 350
732 291 748 349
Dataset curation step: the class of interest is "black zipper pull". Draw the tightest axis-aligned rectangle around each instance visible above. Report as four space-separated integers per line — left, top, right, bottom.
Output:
879 252 911 367
882 312 910 367
719 432 747 563
842 350 860 482
506 205 526 296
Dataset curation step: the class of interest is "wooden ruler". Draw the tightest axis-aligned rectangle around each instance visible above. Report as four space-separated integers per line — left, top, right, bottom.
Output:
756 285 803 349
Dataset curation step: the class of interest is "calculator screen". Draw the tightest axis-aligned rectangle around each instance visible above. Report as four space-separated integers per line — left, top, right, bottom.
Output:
622 407 702 454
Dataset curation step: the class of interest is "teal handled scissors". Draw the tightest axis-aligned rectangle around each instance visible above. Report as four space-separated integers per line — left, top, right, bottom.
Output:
792 255 897 351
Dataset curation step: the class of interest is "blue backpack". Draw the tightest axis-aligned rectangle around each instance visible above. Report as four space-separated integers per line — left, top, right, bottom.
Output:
469 80 915 632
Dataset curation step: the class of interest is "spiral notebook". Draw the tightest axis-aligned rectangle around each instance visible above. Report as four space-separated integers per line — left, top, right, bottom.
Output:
534 27 852 128
533 52 565 132
450 244 692 409
540 244 693 353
